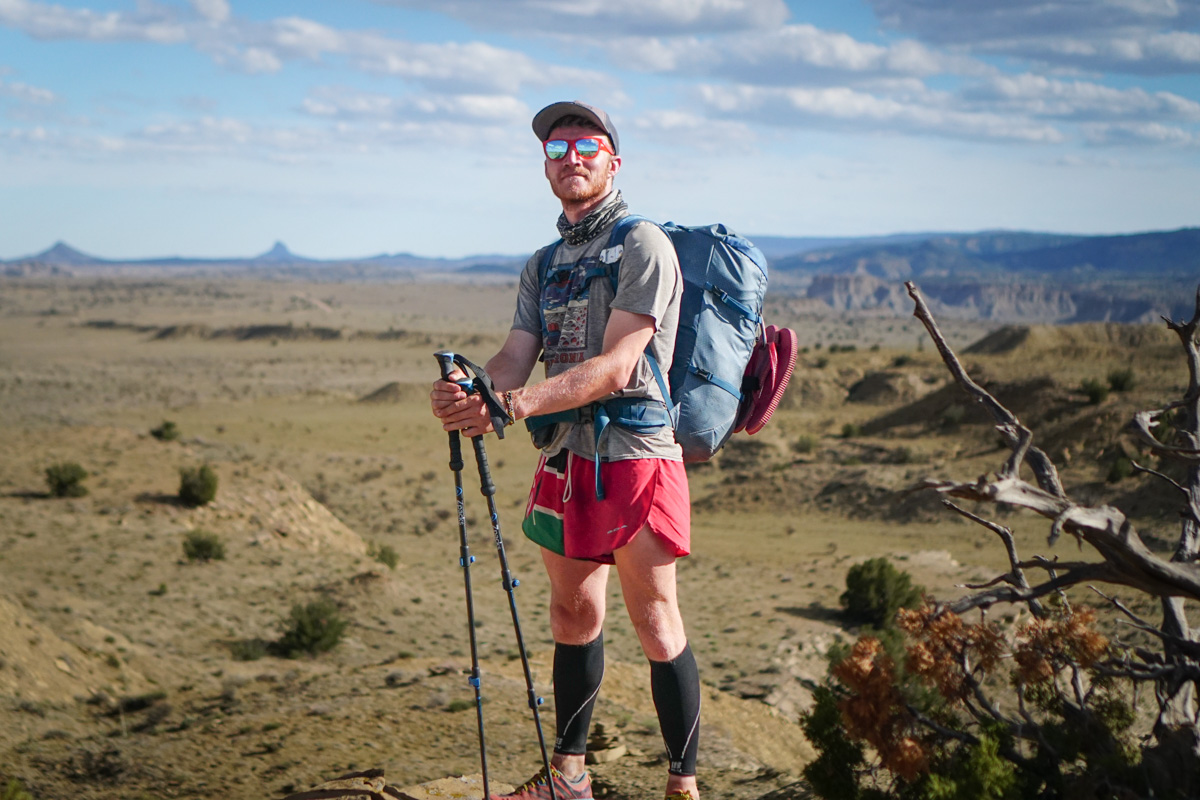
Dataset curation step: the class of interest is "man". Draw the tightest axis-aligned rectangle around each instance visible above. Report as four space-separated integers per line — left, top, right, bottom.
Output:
430 101 701 800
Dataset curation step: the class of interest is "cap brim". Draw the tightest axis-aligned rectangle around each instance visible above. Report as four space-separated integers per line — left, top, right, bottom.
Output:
744 325 797 435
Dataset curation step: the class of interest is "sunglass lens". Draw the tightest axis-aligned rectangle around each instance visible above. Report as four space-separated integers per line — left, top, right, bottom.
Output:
575 138 601 157
544 140 568 159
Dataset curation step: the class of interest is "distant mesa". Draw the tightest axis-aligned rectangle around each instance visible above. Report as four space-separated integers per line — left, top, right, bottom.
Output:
254 241 312 262
28 241 106 265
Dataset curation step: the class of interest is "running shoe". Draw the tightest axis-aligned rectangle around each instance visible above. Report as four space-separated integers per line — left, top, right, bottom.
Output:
489 765 593 800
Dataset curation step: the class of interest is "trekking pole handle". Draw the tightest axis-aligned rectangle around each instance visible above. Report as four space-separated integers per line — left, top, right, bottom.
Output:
434 351 466 469
434 350 457 381
471 435 497 497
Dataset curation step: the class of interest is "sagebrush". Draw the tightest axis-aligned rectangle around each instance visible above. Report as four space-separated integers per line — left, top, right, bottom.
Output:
45 461 87 498
273 597 347 658
178 464 218 507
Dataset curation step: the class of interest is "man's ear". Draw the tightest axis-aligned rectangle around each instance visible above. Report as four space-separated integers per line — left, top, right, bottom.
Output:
609 155 622 178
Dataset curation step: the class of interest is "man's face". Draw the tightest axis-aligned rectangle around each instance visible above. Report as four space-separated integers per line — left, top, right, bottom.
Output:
543 124 621 205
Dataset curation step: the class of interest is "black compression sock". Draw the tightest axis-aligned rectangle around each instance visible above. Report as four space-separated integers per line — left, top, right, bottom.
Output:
650 642 700 776
553 634 605 755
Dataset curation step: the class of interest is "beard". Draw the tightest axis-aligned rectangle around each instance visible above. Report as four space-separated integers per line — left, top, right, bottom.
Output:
548 165 610 204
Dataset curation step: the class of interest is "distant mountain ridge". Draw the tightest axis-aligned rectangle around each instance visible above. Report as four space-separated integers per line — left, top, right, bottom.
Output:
771 228 1197 280
5 227 1196 324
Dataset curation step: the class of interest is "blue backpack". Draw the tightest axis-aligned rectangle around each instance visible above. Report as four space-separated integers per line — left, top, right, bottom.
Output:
525 216 770 489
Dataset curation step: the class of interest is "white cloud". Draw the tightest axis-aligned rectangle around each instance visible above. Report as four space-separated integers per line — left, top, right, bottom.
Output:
867 0 1200 74
189 0 229 24
697 83 1067 143
627 108 757 151
0 76 57 103
0 0 187 43
373 0 789 35
300 87 529 124
1082 120 1200 145
964 73 1200 121
0 1 608 92
604 24 970 84
1 97 538 164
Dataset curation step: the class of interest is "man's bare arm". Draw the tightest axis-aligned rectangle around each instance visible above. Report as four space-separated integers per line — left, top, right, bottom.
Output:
432 311 655 436
510 308 654 421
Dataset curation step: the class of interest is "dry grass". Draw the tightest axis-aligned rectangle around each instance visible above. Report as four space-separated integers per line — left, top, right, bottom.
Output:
0 275 1187 799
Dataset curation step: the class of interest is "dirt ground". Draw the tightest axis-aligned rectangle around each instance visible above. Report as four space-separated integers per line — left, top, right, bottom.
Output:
0 277 1186 799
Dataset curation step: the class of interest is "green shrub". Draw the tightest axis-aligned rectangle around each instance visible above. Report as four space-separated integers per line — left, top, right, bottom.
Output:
2 778 33 800
273 597 347 658
368 541 400 570
178 464 218 507
892 354 914 368
150 420 180 441
840 557 924 629
1106 457 1134 483
841 423 863 439
231 638 268 662
814 357 830 369
183 530 225 562
792 434 819 455
1080 378 1109 405
801 686 867 799
45 462 88 498
1107 368 1136 392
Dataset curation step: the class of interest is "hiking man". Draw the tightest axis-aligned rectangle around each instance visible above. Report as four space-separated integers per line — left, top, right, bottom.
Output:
430 100 700 800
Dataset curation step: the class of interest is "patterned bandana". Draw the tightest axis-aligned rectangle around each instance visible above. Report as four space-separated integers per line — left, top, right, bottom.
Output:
556 191 628 246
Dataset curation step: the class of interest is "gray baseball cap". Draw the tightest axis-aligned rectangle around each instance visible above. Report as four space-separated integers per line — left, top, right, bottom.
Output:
532 100 620 155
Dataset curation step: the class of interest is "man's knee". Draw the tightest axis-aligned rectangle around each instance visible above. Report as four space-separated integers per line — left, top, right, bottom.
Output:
549 594 605 643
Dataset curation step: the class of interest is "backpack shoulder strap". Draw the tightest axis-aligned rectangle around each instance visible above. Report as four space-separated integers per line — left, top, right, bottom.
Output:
603 214 654 293
537 239 563 289
605 214 673 412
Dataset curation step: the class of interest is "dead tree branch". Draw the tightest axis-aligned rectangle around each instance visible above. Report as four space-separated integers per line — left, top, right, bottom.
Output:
905 283 1063 495
906 280 1200 782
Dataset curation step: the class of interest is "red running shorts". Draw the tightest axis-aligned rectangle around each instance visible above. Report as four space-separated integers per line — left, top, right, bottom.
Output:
521 450 690 564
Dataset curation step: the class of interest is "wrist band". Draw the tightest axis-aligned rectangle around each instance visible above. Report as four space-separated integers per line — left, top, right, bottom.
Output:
503 390 517 424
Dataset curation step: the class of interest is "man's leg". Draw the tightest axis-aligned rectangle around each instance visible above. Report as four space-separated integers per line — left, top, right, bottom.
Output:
541 548 609 780
612 527 700 799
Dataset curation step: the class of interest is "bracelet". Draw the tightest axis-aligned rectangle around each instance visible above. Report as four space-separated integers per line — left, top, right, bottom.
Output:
502 390 517 424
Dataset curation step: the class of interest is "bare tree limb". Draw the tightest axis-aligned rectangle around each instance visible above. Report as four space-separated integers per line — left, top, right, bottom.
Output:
905 282 1064 496
1129 411 1200 462
1092 588 1200 659
920 475 1200 600
943 499 1046 616
1132 459 1189 496
943 563 1116 615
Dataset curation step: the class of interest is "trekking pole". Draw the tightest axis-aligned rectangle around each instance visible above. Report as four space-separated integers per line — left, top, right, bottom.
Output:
447 352 558 800
434 351 490 800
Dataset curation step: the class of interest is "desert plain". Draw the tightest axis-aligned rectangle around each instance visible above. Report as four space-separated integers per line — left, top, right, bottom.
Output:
0 273 1189 799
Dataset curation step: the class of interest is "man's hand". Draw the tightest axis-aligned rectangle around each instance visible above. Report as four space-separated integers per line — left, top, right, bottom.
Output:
430 371 494 438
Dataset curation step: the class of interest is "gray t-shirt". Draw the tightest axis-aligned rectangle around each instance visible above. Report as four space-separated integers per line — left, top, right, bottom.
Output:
513 203 682 461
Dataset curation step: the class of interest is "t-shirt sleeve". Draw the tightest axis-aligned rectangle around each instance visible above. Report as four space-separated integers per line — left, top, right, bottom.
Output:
511 249 546 337
610 222 680 329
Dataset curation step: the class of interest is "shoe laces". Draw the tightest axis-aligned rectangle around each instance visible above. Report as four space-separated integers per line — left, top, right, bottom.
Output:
665 792 696 800
515 766 562 792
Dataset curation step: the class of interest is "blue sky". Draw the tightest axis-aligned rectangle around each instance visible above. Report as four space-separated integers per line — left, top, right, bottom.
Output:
1 0 1198 260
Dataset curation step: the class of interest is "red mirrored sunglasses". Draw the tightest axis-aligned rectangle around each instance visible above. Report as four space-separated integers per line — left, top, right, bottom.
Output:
543 137 614 160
